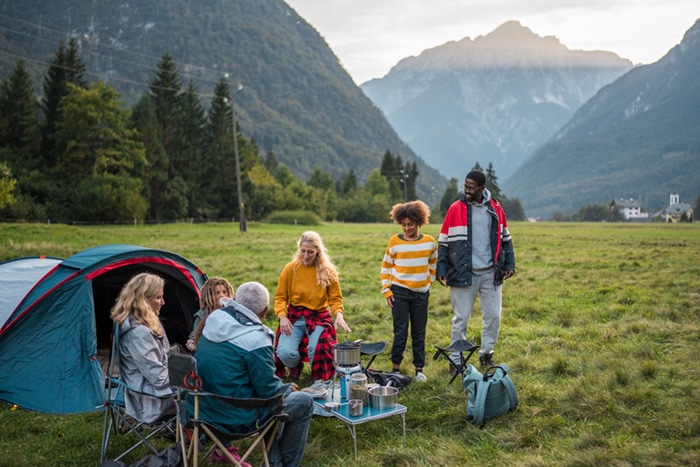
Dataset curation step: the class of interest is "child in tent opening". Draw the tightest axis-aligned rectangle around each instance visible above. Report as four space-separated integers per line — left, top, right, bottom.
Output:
186 277 250 466
186 277 235 352
380 200 438 382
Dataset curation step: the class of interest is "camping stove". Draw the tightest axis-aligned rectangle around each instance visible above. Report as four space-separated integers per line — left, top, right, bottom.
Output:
335 363 362 401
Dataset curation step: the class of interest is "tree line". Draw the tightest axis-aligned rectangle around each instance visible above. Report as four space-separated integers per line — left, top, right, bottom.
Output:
0 40 525 223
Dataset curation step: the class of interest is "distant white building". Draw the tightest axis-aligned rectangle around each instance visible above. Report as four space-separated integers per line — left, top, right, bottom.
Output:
610 198 650 221
664 193 693 223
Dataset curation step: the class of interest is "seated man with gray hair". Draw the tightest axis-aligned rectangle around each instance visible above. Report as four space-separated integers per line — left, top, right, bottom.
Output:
189 281 314 467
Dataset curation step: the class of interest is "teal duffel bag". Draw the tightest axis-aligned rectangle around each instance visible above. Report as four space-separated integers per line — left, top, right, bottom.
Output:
462 363 518 426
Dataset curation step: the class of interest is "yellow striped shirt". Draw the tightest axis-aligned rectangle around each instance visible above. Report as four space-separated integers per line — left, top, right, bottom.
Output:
380 234 438 298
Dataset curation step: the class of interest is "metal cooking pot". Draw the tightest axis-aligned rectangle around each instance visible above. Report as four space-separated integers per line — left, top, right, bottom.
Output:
333 341 361 366
369 385 398 409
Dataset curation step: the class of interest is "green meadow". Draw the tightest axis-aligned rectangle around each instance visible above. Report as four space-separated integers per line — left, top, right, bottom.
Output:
1 221 699 466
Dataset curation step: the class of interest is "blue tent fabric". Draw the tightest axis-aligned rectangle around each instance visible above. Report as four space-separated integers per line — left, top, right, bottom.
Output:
0 245 207 414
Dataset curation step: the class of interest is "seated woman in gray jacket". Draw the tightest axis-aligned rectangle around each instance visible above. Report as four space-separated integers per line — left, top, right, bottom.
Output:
111 272 174 424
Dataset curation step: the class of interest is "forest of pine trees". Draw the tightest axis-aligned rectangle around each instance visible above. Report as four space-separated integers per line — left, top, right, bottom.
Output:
0 41 525 223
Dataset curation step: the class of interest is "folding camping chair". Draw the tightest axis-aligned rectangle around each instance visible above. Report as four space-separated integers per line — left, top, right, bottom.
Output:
100 322 178 464
433 339 480 385
360 341 386 371
185 379 289 467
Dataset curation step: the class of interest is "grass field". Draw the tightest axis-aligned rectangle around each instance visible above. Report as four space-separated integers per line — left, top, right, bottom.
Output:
1 221 699 466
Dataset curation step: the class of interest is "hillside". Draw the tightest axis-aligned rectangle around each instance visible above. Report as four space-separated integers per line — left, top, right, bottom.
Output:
0 0 446 203
503 19 700 219
360 21 633 181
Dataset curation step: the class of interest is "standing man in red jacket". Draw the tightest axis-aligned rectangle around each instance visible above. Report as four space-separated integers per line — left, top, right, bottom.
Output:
436 169 515 368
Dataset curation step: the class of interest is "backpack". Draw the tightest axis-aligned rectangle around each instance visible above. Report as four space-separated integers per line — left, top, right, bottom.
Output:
364 369 413 391
462 364 518 426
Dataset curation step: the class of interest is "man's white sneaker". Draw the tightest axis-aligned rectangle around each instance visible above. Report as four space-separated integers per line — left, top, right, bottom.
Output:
414 371 427 382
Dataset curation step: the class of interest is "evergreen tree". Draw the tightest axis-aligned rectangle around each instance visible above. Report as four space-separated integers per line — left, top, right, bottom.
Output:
407 161 419 201
0 60 41 167
339 168 357 194
485 162 501 199
439 178 460 215
41 39 87 167
131 95 169 221
205 78 235 218
0 60 47 219
307 167 334 191
263 149 278 173
149 53 182 158
379 150 403 202
173 79 207 218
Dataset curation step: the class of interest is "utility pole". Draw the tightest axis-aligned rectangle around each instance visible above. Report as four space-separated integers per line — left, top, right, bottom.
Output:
227 75 247 232
400 169 409 201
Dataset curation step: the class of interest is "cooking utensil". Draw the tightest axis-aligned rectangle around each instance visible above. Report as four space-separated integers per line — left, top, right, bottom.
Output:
348 399 363 416
333 341 361 366
300 387 328 398
324 401 340 412
369 386 398 409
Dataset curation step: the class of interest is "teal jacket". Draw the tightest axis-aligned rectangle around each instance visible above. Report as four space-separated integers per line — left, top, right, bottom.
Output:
186 298 290 433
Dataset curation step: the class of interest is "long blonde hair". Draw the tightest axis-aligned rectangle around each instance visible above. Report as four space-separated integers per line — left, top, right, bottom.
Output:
294 231 338 288
111 272 165 337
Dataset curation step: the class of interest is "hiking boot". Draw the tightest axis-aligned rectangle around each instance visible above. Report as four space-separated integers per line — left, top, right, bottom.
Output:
479 353 495 367
288 362 303 380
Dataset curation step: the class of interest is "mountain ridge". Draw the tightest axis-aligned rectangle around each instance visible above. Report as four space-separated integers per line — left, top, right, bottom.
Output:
0 0 447 204
503 18 700 219
360 20 633 182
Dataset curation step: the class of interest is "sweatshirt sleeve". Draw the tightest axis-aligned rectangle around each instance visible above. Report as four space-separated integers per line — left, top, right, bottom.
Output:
274 263 292 318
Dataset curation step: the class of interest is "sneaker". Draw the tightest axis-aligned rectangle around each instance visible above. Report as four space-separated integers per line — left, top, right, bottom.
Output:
288 362 303 380
479 353 495 367
209 445 252 466
414 371 427 383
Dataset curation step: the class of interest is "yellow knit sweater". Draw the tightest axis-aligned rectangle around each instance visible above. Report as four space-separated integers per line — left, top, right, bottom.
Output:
274 261 344 318
380 234 438 298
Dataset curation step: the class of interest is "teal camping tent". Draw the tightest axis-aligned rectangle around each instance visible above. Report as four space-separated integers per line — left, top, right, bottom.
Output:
0 244 207 414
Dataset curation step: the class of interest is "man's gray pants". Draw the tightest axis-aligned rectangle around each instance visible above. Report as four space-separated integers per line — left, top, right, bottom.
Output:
449 271 502 360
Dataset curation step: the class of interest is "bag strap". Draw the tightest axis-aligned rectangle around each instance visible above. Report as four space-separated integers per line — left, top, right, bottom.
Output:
500 371 518 409
472 377 491 426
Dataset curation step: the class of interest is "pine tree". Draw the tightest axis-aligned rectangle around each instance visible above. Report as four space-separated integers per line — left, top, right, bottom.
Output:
0 60 41 166
340 168 357 194
131 95 169 221
149 53 182 158
206 78 235 218
407 161 419 201
380 150 402 202
41 39 87 167
439 178 460 215
485 162 501 199
173 79 207 218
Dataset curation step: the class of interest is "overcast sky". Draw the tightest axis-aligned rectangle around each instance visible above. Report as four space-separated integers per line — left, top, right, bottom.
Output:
284 0 699 84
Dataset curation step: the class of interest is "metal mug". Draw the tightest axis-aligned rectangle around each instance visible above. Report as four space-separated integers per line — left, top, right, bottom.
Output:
348 399 363 416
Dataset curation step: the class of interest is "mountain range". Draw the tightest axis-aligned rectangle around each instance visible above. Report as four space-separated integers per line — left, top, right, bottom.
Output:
360 20 634 182
0 0 446 204
503 18 700 219
2 1 698 220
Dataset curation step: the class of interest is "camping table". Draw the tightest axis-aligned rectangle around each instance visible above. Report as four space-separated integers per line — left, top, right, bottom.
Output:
313 398 407 459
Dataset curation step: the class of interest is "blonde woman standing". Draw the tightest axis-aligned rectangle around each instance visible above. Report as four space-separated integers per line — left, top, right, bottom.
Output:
111 272 174 423
274 231 352 381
